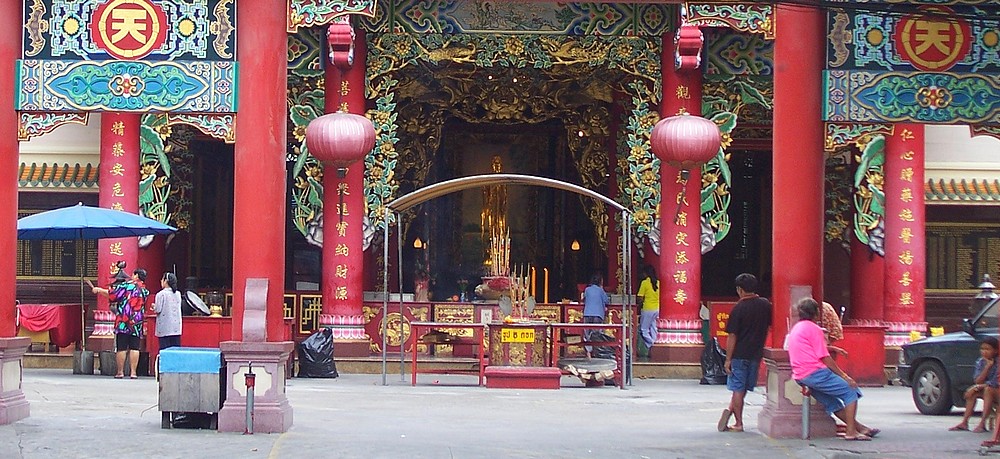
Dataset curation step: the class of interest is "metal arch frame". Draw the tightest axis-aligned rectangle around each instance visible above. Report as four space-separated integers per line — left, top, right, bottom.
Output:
381 174 634 386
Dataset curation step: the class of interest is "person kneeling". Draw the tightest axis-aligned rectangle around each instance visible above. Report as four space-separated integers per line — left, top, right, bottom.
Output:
787 298 879 441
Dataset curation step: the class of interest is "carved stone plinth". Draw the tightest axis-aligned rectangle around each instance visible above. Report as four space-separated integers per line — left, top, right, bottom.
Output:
758 348 836 439
0 337 31 425
218 341 294 433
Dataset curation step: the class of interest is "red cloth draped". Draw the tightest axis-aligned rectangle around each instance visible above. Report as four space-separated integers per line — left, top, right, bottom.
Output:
17 304 82 348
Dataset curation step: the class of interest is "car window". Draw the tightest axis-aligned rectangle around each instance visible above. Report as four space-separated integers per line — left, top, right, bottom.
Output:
974 299 999 331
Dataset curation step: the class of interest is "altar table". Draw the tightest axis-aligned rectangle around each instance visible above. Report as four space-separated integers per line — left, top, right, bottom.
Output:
16 303 82 348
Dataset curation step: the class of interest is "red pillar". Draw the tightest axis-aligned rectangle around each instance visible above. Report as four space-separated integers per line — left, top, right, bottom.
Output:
850 134 886 323
771 4 826 342
138 237 166 297
657 28 705 350
319 25 369 355
218 0 294 434
849 237 884 322
92 113 141 349
883 124 926 345
0 0 31 426
231 0 287 342
0 0 19 338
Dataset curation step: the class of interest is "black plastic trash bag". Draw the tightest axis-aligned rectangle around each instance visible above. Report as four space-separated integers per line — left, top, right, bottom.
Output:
297 328 339 378
170 412 216 429
699 337 728 385
588 330 617 360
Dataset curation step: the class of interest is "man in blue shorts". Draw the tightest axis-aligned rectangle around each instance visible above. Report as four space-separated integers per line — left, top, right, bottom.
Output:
718 273 772 432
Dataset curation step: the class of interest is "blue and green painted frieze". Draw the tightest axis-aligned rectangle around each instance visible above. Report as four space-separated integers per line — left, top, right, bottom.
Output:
15 59 238 112
824 70 1000 124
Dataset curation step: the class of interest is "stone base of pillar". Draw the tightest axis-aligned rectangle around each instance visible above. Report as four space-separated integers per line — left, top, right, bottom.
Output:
218 341 294 433
87 335 114 352
332 340 371 357
757 348 837 439
0 337 31 425
88 309 115 352
648 344 701 364
882 321 927 347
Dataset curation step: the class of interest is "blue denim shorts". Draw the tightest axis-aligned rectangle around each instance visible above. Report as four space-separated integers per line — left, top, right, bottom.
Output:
798 367 863 415
727 358 760 392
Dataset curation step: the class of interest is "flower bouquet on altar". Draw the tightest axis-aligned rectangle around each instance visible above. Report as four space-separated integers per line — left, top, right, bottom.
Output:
475 276 509 300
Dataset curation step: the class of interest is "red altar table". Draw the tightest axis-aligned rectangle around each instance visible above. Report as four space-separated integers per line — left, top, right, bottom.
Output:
147 314 293 374
16 303 82 349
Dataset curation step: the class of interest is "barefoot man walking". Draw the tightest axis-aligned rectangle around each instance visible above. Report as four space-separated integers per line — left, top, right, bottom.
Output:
718 273 772 432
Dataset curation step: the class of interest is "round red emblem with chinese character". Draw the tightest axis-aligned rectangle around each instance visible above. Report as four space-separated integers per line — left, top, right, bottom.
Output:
90 0 168 60
893 7 971 72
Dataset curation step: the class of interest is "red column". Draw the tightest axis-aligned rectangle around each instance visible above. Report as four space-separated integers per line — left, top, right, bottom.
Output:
94 113 141 347
0 0 19 338
883 124 926 345
849 237 884 322
319 25 369 354
138 237 165 297
231 0 287 342
656 29 704 350
771 4 826 342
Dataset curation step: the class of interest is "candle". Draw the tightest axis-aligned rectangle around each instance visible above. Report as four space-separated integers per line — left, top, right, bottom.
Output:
543 268 549 304
530 266 536 298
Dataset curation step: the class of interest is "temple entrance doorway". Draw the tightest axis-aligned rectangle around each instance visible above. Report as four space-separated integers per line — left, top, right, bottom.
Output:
403 119 601 302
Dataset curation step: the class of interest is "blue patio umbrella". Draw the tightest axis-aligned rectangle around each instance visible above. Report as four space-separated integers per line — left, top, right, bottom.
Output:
17 203 176 240
16 203 177 350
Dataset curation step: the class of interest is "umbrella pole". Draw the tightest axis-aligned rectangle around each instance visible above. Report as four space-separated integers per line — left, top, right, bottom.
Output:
80 273 85 351
79 237 86 351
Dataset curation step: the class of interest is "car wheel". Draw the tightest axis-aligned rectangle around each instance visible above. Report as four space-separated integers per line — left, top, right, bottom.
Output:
912 361 952 415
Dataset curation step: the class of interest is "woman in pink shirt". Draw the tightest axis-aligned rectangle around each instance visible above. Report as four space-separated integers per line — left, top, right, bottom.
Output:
787 298 879 441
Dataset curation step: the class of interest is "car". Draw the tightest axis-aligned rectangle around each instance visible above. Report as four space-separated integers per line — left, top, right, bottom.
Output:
899 296 999 415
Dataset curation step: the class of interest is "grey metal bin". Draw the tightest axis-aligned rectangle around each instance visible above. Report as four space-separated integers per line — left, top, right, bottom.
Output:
158 347 225 429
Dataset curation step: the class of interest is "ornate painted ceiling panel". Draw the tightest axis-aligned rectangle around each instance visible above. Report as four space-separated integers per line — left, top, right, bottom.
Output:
287 0 376 32
826 6 1000 72
686 2 773 39
23 0 236 61
358 0 674 36
824 70 1000 124
704 29 773 76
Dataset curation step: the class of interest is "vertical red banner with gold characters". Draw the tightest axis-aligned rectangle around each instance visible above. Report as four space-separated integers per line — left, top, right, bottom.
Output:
883 124 926 345
656 27 705 346
318 25 369 352
96 113 140 312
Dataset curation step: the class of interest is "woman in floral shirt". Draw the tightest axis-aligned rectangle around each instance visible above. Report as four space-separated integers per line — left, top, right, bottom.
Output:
93 267 149 379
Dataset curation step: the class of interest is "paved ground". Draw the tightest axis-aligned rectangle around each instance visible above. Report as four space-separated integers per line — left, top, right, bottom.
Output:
0 369 996 458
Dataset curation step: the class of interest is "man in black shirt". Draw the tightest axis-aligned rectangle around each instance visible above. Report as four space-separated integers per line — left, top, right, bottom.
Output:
718 273 772 433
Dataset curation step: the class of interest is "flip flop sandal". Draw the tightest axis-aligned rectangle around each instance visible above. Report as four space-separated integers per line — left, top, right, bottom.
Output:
948 425 968 431
718 409 732 432
844 434 872 441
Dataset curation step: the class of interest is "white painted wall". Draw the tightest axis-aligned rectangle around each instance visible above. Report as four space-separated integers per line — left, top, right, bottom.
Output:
925 124 1000 181
18 113 101 166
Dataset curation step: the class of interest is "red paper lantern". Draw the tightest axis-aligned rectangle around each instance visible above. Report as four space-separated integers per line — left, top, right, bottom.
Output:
305 112 376 170
650 113 721 170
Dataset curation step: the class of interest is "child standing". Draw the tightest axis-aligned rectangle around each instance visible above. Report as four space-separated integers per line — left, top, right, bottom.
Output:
950 336 999 433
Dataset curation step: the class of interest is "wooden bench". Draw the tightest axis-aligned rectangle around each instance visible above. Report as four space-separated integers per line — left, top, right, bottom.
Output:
485 366 562 389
